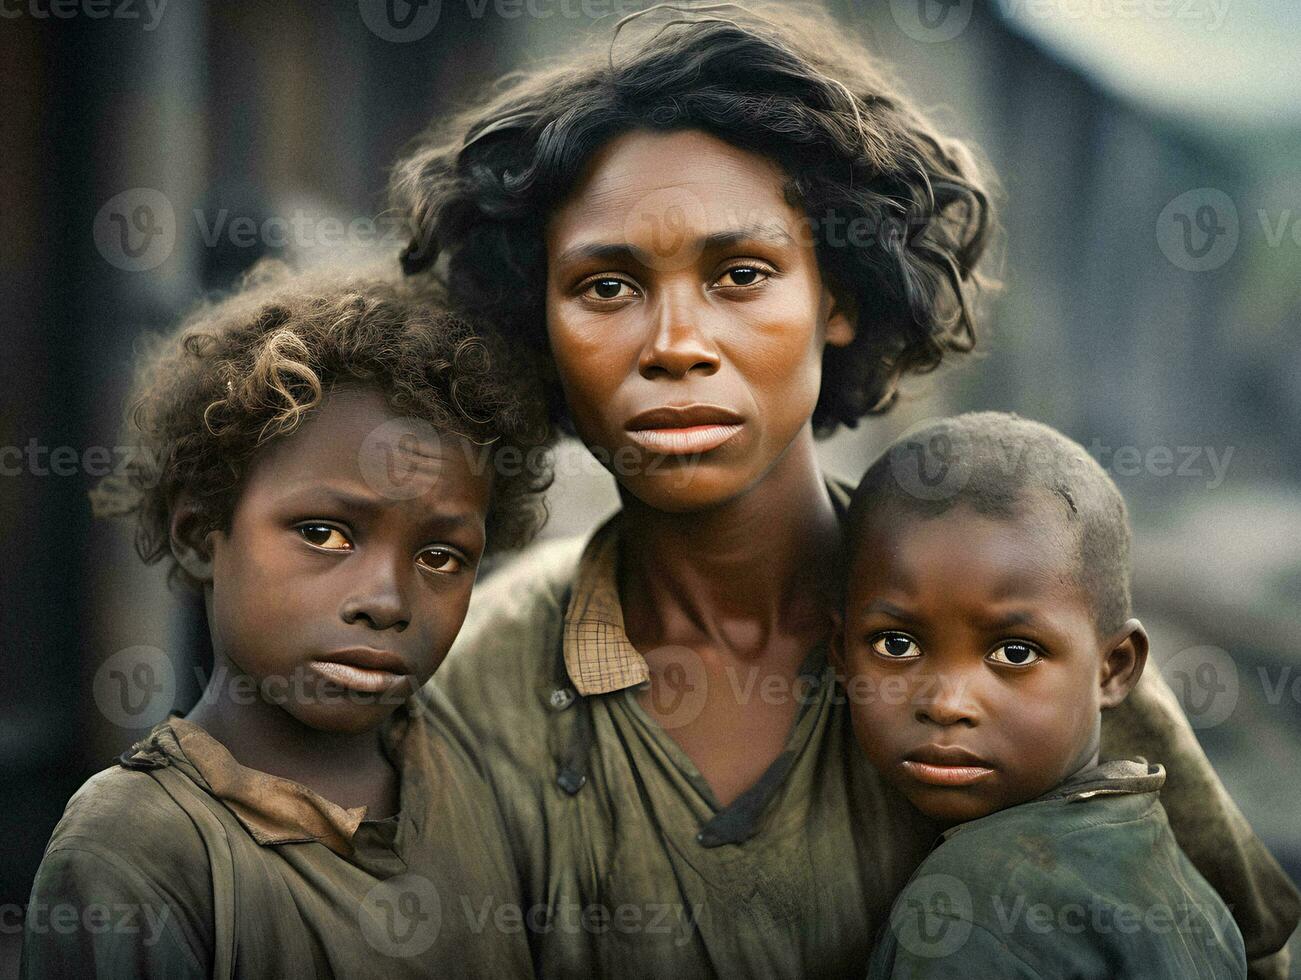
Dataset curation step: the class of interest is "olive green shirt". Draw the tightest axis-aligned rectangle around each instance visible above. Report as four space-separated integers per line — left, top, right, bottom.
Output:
21 701 532 979
867 760 1247 979
424 487 1300 979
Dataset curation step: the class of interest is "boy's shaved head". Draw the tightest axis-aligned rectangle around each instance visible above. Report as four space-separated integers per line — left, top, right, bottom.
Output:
848 412 1133 636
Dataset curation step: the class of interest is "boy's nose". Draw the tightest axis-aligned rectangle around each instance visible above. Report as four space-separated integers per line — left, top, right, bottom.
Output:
339 556 411 632
913 672 979 728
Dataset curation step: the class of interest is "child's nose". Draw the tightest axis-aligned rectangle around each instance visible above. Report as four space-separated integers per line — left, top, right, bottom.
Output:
913 671 980 727
339 556 411 632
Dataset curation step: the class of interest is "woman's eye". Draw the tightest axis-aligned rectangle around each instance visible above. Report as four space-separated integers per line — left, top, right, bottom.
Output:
416 548 464 575
715 265 770 288
870 632 921 660
297 524 351 551
582 277 637 301
988 642 1042 667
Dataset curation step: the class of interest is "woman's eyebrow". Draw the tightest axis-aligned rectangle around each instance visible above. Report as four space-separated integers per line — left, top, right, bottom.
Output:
555 224 795 269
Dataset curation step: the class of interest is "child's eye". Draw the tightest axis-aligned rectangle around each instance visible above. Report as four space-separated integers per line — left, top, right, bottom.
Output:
870 632 921 660
415 547 466 575
296 523 352 551
987 642 1042 667
713 264 771 288
581 277 638 301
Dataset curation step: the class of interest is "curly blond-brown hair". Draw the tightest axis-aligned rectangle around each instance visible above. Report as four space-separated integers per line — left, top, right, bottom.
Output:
92 260 553 590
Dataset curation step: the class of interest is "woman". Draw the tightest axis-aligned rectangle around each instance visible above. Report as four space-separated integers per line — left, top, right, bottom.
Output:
393 6 1299 977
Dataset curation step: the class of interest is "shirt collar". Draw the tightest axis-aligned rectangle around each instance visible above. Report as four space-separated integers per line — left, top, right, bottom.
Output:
561 478 854 697
939 758 1167 842
121 705 413 857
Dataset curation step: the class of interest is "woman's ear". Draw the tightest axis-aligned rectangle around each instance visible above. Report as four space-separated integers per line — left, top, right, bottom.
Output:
823 287 857 349
1099 618 1149 709
169 498 217 585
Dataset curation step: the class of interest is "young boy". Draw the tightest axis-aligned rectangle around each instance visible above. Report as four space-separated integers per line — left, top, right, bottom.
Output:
838 412 1248 979
20 264 549 978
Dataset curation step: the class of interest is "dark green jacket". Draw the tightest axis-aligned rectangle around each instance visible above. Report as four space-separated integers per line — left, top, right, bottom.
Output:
867 760 1247 979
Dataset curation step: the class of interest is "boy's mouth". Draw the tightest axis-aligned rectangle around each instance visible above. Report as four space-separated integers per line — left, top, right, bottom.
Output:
309 647 412 695
900 743 996 787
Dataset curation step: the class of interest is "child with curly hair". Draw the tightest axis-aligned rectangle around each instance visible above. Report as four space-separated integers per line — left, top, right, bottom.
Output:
20 263 549 979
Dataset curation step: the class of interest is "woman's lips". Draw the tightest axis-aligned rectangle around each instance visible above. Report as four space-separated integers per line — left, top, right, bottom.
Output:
625 424 743 455
624 404 744 455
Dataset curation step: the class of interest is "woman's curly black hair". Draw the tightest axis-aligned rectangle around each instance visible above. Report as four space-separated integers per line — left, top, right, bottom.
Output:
91 260 553 590
390 1 994 432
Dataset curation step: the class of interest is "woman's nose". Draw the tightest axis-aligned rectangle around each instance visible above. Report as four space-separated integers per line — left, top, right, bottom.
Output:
637 294 721 380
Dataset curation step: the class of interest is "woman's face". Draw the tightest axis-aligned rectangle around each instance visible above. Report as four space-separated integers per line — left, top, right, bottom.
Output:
545 128 855 513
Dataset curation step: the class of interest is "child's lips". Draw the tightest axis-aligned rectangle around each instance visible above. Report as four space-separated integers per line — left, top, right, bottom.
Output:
900 744 996 787
309 648 413 695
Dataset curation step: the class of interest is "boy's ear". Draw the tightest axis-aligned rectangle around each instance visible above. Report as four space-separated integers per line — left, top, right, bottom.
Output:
823 287 857 349
169 498 217 584
1099 618 1149 709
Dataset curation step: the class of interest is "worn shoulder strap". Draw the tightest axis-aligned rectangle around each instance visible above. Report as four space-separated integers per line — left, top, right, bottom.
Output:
146 765 238 980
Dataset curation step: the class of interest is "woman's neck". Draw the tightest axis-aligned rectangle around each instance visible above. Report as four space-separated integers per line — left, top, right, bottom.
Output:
618 425 842 660
184 655 399 816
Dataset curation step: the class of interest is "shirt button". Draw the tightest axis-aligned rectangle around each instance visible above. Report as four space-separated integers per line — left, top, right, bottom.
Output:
548 687 576 710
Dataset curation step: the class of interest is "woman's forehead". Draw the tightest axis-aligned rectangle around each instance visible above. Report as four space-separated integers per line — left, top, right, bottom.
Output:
546 128 800 247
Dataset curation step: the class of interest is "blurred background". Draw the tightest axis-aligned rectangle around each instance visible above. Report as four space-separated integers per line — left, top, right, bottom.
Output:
2 0 1298 974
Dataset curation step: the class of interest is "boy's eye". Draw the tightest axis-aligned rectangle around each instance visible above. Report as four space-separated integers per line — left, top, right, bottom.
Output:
871 632 921 660
582 277 637 301
713 265 770 288
297 523 352 551
987 642 1041 667
416 547 465 575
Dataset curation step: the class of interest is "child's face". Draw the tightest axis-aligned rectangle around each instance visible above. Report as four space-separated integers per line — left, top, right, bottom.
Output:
202 386 492 735
839 500 1109 826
